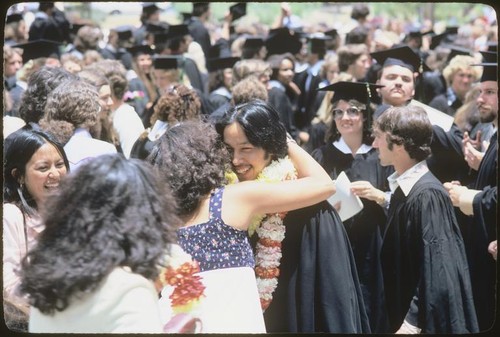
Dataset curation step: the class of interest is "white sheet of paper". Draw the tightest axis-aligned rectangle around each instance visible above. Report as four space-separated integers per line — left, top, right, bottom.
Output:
327 171 364 221
408 99 454 131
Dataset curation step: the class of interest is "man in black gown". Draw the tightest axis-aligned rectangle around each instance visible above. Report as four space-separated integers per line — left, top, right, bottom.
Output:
444 62 497 332
373 105 478 333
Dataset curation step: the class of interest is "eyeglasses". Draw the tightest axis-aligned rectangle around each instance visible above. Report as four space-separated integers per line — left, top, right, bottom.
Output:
332 107 362 119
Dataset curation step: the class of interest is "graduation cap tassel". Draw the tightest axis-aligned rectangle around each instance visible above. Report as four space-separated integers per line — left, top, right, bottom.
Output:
366 82 372 130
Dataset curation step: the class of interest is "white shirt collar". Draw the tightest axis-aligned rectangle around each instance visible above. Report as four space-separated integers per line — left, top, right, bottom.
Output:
333 137 372 155
148 120 169 141
387 160 429 196
73 127 92 138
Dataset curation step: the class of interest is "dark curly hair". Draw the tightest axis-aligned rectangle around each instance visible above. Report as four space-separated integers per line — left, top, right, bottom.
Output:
373 105 432 161
215 100 287 160
325 99 374 145
18 66 76 124
149 121 229 217
19 154 179 315
151 83 201 125
3 128 69 216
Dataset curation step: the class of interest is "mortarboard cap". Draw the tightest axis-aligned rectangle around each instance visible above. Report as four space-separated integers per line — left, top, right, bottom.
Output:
208 41 232 58
370 45 429 73
6 13 24 24
127 44 154 57
114 25 134 41
146 22 169 34
430 30 458 50
229 3 246 21
192 2 210 14
324 28 339 39
243 37 265 50
473 63 497 82
445 45 472 63
142 3 160 14
480 51 497 63
181 12 192 22
206 56 240 72
153 56 181 70
487 42 497 53
13 39 62 63
166 24 190 40
265 28 302 56
308 35 331 54
153 32 169 45
318 81 384 105
445 26 459 35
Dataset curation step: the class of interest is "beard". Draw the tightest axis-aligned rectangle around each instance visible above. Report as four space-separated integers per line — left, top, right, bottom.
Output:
479 107 498 123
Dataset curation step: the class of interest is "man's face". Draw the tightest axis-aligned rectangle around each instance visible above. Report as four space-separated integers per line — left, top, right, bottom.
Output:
377 65 415 106
477 80 498 124
371 127 393 167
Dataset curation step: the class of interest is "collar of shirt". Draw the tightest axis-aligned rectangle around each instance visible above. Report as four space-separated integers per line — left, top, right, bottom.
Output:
446 87 458 106
333 137 372 155
148 120 169 141
268 80 285 92
387 160 429 196
73 127 92 138
308 60 324 77
212 86 232 99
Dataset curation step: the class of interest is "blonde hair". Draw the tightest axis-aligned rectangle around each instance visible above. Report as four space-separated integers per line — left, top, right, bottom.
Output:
442 55 481 86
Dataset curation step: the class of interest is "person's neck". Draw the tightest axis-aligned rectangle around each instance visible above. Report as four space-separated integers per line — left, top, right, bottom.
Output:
394 157 418 176
342 134 363 156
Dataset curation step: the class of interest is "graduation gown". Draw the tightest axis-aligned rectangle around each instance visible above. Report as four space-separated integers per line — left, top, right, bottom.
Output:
293 69 322 130
427 124 475 185
268 82 297 139
262 201 371 333
381 172 478 333
465 131 497 331
312 144 393 332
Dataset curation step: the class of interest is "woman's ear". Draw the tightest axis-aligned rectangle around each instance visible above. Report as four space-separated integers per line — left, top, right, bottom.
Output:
11 168 23 185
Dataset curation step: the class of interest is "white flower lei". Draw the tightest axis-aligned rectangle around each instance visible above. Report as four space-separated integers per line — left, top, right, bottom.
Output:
226 156 297 311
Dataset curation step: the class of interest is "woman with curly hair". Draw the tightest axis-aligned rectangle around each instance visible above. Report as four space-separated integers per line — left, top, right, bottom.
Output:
38 78 117 170
17 66 75 125
130 83 201 159
151 102 334 332
3 129 69 332
19 154 179 333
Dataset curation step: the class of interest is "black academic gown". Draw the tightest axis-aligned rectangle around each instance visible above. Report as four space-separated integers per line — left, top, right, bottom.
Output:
262 201 371 333
268 83 298 139
293 68 322 130
465 131 497 331
381 172 479 333
427 124 475 185
312 144 393 332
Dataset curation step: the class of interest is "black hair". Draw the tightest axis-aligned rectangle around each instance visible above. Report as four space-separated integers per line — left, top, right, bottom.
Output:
215 100 288 160
3 128 70 216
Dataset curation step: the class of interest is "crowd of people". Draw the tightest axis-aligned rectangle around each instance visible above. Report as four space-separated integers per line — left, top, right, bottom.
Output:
3 1 498 334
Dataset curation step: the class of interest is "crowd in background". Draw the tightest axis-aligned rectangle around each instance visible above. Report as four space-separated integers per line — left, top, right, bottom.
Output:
3 1 498 334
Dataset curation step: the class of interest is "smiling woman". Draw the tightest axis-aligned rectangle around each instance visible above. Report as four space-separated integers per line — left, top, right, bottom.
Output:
3 129 70 332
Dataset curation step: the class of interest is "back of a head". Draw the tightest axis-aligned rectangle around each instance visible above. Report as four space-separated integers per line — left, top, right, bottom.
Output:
231 76 268 105
232 59 270 84
150 121 227 216
375 105 432 161
19 66 76 124
152 83 201 124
